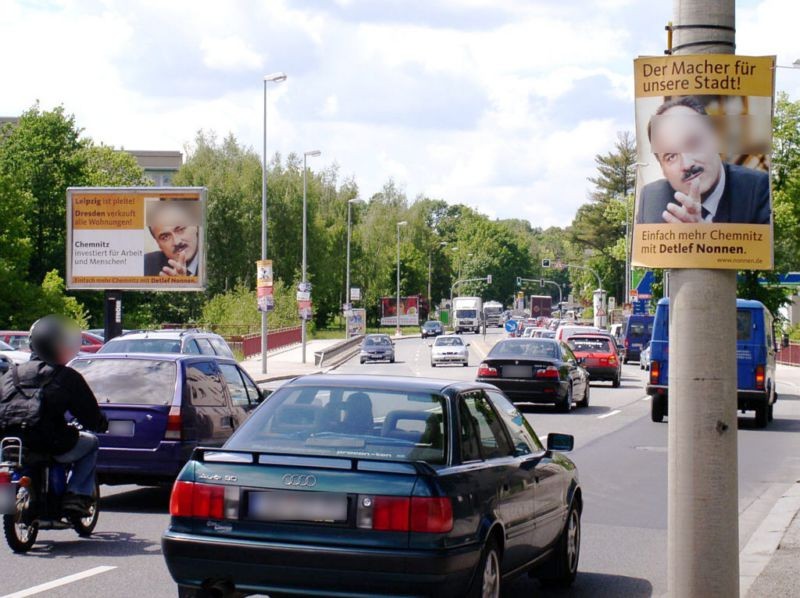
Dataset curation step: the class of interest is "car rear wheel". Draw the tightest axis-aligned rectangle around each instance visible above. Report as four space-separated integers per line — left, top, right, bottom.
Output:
431 362 436 368
556 385 573 413
612 374 621 388
468 538 501 598
651 395 665 423
537 502 580 588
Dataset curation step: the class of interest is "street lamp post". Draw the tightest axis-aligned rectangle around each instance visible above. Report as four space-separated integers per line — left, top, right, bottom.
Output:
261 71 287 375
396 221 407 336
301 149 321 364
345 198 364 338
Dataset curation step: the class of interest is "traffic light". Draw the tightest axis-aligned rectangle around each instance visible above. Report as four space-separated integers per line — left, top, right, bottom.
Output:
539 279 544 286
542 259 551 268
516 276 521 287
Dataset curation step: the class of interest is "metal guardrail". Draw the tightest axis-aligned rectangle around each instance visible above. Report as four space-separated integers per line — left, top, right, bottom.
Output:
315 335 364 367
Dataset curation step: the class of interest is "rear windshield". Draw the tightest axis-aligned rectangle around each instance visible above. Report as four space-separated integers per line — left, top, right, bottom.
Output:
226 386 448 465
568 337 612 352
489 340 557 359
100 338 182 354
71 359 177 405
737 309 753 341
626 321 654 338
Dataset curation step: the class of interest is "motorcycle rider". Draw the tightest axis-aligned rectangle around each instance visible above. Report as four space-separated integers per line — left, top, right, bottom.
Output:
0 315 107 516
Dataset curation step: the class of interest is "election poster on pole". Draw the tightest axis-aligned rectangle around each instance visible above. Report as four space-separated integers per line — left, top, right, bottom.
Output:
632 55 775 270
66 187 207 290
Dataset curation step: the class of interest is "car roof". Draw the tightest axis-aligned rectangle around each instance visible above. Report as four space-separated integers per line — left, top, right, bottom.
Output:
365 333 391 338
109 329 218 340
282 373 495 396
71 352 237 364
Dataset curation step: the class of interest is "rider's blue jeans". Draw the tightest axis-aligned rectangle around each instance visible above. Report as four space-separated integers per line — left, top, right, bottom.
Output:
54 432 99 497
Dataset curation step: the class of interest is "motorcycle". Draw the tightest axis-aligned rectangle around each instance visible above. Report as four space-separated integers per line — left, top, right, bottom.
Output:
0 436 100 553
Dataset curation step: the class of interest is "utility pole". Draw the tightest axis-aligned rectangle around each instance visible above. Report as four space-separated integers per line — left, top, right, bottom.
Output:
667 1 739 596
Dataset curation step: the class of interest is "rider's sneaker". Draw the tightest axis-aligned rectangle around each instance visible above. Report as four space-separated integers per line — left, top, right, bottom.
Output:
62 493 93 517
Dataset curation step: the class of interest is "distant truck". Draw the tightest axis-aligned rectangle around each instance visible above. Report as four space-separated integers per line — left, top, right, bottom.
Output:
529 295 553 319
483 301 504 328
453 296 483 334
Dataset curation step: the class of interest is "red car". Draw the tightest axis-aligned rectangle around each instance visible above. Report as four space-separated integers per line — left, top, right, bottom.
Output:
567 334 621 387
0 330 103 354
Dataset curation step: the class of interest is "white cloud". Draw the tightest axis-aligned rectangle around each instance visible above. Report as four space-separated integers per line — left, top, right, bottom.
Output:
200 36 263 71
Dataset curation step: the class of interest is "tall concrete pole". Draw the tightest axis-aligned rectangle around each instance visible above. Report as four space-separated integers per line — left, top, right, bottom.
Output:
668 2 739 597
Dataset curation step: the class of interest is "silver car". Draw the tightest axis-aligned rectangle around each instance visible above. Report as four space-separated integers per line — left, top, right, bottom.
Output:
430 335 469 367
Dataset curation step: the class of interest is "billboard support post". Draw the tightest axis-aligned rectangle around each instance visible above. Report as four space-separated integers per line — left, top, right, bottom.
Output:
667 3 739 596
103 290 123 343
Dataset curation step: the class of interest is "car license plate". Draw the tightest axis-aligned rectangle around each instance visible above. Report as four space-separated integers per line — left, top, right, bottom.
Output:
107 420 135 436
247 490 348 523
0 485 16 514
503 365 533 378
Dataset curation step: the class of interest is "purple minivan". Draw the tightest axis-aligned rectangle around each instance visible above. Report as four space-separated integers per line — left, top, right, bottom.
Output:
70 353 264 486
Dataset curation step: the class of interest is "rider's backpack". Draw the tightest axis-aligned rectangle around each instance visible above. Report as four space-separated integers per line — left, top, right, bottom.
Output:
0 364 56 432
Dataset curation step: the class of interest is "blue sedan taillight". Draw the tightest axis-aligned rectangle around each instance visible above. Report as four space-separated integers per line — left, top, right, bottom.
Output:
170 481 225 519
357 496 453 533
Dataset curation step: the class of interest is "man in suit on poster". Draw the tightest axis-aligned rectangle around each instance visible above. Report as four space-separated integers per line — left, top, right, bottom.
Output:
144 201 201 277
637 96 770 225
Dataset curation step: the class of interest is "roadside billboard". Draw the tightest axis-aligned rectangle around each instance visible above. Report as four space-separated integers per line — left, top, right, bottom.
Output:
632 55 775 270
380 296 420 327
67 187 207 290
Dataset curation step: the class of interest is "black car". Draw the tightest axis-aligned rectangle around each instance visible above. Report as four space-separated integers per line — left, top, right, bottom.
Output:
162 374 582 597
359 334 396 364
476 339 590 412
421 320 444 338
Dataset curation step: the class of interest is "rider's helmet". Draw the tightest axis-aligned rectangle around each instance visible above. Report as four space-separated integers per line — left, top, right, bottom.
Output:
28 315 81 364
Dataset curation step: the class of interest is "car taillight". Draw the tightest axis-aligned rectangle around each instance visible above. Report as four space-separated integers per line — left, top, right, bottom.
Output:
535 366 560 379
650 360 660 384
169 480 225 519
478 364 498 377
411 497 453 533
625 338 630 348
755 365 765 390
165 406 182 440
608 355 617 365
367 496 453 533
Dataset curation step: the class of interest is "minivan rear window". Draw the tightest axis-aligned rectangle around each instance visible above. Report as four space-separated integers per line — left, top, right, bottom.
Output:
72 359 177 405
627 323 654 337
226 386 448 465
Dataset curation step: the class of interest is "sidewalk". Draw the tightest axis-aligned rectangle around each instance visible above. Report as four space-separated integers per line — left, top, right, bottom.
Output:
239 339 341 384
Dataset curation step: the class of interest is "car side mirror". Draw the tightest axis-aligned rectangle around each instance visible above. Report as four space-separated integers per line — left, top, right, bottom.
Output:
466 343 471 347
547 433 574 452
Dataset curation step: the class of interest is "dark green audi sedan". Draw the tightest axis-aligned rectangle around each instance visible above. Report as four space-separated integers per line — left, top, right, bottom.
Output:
162 375 582 598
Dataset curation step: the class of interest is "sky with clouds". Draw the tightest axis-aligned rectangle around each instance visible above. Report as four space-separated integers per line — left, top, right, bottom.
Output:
2 0 799 228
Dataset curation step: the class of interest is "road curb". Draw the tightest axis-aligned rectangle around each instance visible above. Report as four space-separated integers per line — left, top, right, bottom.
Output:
740 480 800 596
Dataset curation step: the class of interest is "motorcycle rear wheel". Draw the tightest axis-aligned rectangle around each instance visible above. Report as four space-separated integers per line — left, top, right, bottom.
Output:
3 489 39 553
71 483 100 537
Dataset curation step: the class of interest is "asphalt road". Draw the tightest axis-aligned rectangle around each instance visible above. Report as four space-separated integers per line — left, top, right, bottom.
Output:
2 327 799 597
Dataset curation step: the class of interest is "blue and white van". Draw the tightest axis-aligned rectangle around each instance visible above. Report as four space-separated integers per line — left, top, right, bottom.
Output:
647 298 777 427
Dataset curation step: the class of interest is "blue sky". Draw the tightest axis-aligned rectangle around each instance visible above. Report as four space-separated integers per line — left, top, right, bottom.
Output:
2 0 798 227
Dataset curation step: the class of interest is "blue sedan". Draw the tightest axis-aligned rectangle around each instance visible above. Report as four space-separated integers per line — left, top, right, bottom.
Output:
162 375 582 598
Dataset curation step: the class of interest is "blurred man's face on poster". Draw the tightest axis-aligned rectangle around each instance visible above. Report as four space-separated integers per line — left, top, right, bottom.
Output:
150 205 199 265
651 105 723 197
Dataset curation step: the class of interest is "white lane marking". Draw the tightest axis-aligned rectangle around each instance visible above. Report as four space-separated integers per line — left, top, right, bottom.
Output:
597 409 622 419
2 566 117 598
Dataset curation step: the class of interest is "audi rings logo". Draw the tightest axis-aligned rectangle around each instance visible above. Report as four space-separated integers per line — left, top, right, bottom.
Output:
282 474 317 487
